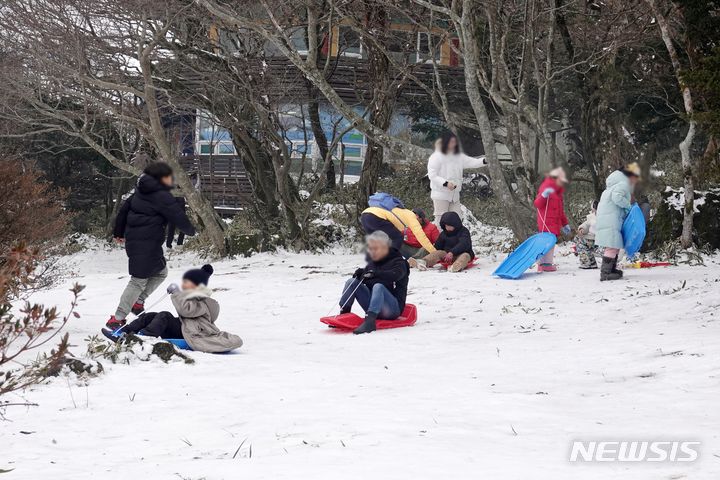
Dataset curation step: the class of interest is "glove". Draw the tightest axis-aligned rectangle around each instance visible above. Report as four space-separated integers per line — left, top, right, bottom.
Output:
442 252 454 264
362 270 375 280
561 225 571 236
166 283 180 294
541 187 555 198
352 268 365 279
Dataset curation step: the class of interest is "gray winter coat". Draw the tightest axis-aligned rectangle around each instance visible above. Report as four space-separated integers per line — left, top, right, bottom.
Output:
171 287 243 353
594 170 632 249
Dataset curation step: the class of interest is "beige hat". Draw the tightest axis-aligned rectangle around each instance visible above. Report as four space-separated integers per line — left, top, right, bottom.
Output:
548 167 568 184
623 162 641 178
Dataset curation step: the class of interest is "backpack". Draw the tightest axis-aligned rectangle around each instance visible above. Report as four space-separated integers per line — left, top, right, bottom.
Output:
368 192 408 240
368 192 405 211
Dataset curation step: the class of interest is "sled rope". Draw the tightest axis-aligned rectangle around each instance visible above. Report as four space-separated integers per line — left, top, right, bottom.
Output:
326 278 366 320
122 293 170 324
537 197 551 234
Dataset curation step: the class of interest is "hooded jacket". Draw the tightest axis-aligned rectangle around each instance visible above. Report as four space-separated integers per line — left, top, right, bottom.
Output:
578 211 597 240
171 286 243 353
595 170 633 249
114 174 196 278
364 248 410 311
533 177 568 236
427 150 487 202
434 211 474 258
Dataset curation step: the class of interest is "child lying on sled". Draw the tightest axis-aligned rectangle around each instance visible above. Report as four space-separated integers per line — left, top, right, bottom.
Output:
102 265 242 353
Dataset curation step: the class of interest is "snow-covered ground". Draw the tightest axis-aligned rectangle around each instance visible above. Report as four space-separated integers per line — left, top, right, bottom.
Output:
2 242 720 479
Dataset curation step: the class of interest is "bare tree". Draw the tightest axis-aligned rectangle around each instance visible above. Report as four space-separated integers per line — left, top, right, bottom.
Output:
194 1 432 194
0 0 228 253
646 0 697 248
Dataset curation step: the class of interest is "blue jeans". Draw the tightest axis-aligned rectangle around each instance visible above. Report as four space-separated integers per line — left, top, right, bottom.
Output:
339 278 401 319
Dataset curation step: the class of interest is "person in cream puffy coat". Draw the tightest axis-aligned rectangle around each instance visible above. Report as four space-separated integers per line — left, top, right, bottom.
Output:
427 132 486 223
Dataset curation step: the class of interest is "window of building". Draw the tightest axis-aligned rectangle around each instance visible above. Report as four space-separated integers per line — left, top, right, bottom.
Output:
338 26 363 58
195 112 236 156
416 32 441 64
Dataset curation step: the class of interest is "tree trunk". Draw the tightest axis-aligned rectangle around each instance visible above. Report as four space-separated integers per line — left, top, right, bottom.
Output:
139 55 227 254
457 0 535 239
355 4 397 215
231 127 281 221
647 0 696 248
306 81 335 190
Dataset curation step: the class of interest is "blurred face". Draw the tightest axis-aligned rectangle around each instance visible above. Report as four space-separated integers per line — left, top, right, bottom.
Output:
445 224 456 232
629 175 640 186
182 279 198 291
160 175 174 187
367 239 390 262
447 136 458 152
554 177 565 188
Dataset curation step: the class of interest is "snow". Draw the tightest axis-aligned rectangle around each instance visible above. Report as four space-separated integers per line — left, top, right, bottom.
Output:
2 242 720 479
665 186 719 213
650 168 665 178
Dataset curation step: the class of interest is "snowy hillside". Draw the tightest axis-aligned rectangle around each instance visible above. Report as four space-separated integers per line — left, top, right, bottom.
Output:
1 242 719 479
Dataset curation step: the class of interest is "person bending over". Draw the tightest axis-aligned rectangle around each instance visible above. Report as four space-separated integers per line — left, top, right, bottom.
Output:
339 231 410 335
361 204 436 255
415 211 475 273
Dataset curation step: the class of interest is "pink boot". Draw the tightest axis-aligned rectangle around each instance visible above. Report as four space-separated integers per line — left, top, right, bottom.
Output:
537 263 557 272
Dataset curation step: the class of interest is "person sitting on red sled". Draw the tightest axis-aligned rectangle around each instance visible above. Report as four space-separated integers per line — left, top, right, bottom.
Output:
340 231 410 335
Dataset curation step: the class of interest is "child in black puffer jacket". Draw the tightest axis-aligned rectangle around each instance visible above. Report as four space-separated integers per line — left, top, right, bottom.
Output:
416 211 475 272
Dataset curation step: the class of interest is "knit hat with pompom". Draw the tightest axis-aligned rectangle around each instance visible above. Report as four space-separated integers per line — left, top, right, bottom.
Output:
182 264 214 286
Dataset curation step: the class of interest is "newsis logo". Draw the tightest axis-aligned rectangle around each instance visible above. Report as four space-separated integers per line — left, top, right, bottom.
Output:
569 441 701 463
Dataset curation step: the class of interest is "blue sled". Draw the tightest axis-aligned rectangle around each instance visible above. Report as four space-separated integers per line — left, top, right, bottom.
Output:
165 338 191 350
493 232 557 279
154 338 236 354
622 204 646 258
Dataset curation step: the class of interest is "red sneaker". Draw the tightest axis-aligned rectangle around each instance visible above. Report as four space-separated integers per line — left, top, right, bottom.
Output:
131 302 145 315
106 315 126 329
537 263 557 272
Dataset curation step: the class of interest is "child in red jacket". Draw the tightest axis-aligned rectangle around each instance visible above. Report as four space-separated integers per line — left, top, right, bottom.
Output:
533 167 570 272
402 208 440 260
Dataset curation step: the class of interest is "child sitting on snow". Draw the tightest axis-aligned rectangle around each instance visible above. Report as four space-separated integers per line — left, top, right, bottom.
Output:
101 264 243 353
574 200 601 269
415 211 474 273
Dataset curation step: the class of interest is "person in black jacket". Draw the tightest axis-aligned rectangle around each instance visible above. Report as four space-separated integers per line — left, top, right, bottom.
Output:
107 162 196 328
415 211 474 272
339 231 410 334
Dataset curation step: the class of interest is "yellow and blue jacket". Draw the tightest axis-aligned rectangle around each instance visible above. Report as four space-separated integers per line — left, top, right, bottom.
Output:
362 207 437 253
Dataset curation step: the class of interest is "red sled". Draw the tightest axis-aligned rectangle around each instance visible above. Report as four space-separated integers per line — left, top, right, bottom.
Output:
440 259 476 270
320 304 418 331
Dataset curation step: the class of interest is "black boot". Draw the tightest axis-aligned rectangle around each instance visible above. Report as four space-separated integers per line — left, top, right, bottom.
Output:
353 312 378 335
611 257 624 277
600 257 622 281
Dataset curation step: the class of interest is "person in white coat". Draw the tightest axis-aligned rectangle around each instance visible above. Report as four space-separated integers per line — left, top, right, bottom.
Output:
427 132 486 223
